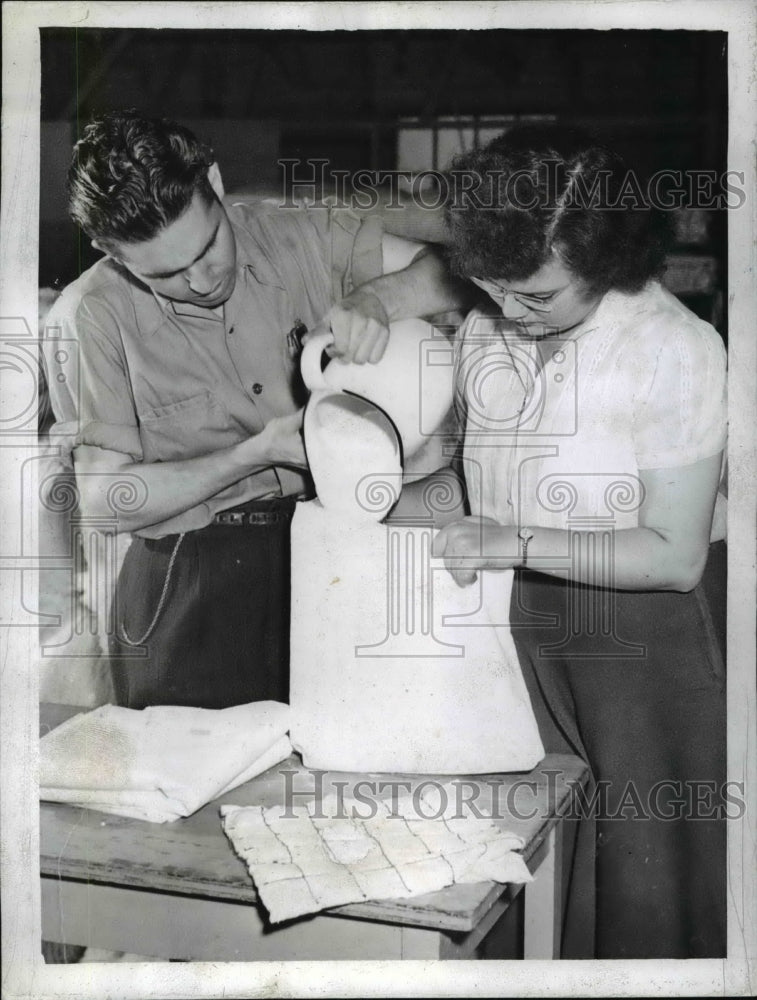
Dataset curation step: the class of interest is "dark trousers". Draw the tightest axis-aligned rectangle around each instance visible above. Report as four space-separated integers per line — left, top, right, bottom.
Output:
108 500 295 709
511 542 727 959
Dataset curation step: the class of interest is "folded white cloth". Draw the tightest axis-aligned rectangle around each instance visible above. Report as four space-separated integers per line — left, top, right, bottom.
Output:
40 702 292 823
221 784 532 923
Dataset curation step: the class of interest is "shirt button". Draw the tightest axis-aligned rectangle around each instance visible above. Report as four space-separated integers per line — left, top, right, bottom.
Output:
228 326 235 336
252 383 263 395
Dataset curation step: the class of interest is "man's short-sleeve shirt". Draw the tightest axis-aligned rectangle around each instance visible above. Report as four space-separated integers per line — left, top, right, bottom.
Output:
42 200 383 537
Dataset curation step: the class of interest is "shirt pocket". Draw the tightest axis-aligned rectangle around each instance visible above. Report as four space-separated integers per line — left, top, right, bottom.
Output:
138 390 233 462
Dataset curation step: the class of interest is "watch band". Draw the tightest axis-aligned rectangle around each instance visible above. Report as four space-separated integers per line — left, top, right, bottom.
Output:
518 526 534 567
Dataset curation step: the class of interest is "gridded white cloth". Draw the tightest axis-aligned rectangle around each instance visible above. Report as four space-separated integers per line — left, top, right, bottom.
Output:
40 702 292 823
221 786 531 923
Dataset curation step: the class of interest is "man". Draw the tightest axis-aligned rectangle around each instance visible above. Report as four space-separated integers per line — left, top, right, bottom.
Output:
42 111 466 710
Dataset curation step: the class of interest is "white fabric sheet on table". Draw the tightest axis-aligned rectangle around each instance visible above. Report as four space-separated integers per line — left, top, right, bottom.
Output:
40 702 292 823
221 786 532 924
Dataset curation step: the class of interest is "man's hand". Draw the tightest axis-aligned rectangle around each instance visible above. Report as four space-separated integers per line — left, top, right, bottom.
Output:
305 240 472 367
432 516 515 587
320 288 390 365
248 410 307 469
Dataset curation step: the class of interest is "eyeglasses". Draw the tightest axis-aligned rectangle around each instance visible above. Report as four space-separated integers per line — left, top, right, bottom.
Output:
470 276 564 314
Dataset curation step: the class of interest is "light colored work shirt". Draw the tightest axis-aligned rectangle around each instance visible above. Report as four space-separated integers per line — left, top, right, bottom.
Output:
42 200 383 537
456 281 727 531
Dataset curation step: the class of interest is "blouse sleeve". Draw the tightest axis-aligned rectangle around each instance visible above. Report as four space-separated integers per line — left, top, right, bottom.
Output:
632 319 727 469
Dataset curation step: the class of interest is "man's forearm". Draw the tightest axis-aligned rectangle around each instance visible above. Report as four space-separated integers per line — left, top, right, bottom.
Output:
74 413 304 534
75 443 264 534
366 247 474 323
357 199 450 244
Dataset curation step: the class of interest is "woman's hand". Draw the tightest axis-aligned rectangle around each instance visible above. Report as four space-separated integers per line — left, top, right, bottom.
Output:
432 516 516 587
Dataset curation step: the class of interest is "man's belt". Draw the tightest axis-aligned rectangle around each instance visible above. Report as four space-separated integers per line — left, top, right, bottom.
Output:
211 498 298 527
212 509 292 527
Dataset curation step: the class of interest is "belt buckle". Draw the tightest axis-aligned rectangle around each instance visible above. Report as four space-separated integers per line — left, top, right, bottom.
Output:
218 511 245 526
248 512 278 525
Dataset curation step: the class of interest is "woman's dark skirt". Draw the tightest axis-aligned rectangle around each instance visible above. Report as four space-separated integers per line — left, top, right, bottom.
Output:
511 541 727 959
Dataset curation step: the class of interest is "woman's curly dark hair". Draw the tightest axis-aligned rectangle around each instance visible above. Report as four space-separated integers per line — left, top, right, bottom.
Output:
68 110 216 252
444 125 671 296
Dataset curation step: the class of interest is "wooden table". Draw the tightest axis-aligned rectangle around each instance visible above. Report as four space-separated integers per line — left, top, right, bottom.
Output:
40 704 588 961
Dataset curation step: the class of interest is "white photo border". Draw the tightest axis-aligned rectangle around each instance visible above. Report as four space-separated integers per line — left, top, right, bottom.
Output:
2 2 755 997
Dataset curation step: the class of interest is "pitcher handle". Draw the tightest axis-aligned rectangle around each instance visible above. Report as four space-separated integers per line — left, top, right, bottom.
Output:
300 327 335 392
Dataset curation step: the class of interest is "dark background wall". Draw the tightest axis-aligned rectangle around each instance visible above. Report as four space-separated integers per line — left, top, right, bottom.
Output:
40 27 728 327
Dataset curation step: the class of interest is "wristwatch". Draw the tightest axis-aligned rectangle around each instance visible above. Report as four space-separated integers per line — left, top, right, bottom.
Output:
518 526 534 567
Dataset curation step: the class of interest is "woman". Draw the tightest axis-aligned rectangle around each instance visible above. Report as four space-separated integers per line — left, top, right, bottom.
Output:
419 126 727 959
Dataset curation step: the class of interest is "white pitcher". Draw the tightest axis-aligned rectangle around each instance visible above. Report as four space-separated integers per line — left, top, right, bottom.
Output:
300 318 455 460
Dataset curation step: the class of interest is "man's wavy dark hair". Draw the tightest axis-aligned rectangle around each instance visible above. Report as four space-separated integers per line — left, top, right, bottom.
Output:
444 125 671 296
68 110 216 252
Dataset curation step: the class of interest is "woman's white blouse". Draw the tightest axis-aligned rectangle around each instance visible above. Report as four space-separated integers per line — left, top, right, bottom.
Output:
457 281 727 531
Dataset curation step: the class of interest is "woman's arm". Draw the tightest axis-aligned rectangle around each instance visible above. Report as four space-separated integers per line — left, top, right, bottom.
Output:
387 464 467 529
433 452 723 592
